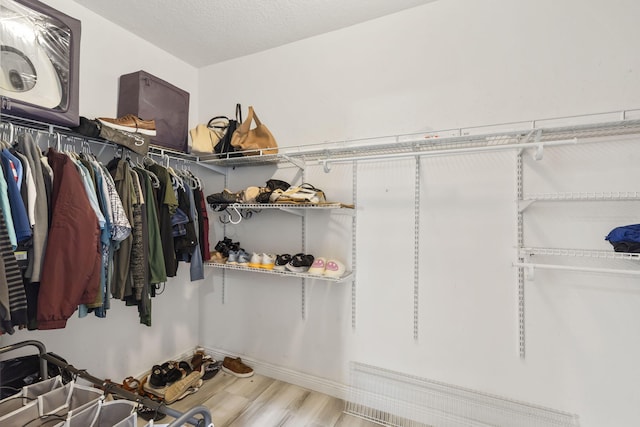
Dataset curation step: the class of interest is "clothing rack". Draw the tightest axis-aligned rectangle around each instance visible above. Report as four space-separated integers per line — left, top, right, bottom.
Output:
0 340 213 426
0 114 202 166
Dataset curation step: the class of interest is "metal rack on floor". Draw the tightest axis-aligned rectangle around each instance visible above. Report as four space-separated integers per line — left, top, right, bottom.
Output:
0 340 213 427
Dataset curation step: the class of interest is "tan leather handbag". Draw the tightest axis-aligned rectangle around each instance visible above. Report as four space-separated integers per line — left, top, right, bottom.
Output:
230 106 278 156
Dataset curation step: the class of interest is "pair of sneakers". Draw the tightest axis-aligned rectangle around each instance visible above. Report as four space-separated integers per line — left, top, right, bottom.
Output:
248 253 276 270
280 253 315 273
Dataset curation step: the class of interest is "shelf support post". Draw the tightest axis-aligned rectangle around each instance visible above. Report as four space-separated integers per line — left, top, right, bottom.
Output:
414 156 421 341
516 149 526 358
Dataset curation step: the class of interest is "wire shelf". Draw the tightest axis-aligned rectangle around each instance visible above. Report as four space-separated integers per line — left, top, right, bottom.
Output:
520 247 640 261
198 113 640 167
215 202 354 211
204 262 352 283
7 110 640 168
522 191 640 202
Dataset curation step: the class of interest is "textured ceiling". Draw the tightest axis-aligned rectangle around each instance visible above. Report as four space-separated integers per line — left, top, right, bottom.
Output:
73 0 437 68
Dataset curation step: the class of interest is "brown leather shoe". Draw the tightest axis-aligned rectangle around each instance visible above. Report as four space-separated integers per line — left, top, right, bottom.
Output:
222 357 254 378
98 114 157 136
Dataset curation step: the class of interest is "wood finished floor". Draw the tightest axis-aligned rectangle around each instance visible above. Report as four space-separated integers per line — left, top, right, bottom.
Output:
142 371 381 427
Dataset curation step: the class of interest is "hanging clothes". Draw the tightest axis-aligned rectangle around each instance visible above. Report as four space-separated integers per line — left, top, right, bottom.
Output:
135 167 166 285
1 149 31 244
15 132 50 284
12 150 36 227
0 206 27 334
37 148 101 330
128 168 146 301
107 157 135 300
147 163 178 277
0 164 16 249
185 184 204 281
193 187 211 262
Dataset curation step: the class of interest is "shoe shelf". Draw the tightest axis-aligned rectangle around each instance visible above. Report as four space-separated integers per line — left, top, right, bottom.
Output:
204 261 353 283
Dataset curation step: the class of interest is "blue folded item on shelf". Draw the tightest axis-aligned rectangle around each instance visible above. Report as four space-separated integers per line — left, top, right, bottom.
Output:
605 224 640 244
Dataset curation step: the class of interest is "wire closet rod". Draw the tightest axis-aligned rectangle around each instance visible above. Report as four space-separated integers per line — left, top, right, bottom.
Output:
0 340 212 427
0 115 201 166
513 262 640 278
318 137 578 170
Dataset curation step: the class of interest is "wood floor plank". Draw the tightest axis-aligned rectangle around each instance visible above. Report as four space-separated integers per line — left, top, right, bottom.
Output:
137 370 381 427
227 381 311 427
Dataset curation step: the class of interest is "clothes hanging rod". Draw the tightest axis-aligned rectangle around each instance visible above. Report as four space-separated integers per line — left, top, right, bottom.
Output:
513 262 640 278
0 115 202 165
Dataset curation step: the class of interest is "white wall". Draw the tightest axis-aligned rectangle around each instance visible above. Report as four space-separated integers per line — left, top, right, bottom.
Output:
197 1 640 426
0 0 202 386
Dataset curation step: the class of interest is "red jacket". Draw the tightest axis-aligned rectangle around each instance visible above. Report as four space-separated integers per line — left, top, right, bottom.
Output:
37 149 101 330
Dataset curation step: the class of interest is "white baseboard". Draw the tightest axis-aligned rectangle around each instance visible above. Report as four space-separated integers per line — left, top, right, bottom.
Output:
201 346 350 401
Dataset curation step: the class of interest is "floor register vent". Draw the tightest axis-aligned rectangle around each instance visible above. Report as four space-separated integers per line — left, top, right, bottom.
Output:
345 362 580 427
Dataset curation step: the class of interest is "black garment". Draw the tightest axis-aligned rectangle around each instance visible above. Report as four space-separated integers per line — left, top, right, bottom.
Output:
174 186 197 258
147 164 177 277
193 189 207 261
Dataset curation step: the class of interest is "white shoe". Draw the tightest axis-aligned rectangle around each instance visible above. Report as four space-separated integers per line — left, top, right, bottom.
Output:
323 259 346 278
248 252 262 268
260 253 276 270
307 257 326 275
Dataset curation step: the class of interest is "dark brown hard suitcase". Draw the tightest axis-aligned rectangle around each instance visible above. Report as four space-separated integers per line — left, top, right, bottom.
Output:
117 70 190 153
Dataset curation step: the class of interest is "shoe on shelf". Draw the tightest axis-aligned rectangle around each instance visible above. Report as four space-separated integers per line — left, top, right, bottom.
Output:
97 114 156 136
241 186 269 204
207 190 242 211
323 259 346 278
273 254 291 271
222 357 254 378
285 253 315 273
248 253 262 269
260 253 276 270
237 249 251 266
209 251 227 264
307 257 326 275
227 250 240 264
213 237 240 258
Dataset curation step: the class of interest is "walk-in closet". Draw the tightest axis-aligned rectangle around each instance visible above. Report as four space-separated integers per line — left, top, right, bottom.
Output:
1 0 639 426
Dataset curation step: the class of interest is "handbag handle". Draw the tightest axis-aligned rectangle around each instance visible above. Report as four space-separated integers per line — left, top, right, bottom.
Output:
236 103 242 123
237 105 265 132
207 116 229 129
251 107 264 126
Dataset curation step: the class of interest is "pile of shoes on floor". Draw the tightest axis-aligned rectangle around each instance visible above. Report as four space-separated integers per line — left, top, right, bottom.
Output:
141 348 219 405
210 237 346 278
206 179 332 211
133 348 255 421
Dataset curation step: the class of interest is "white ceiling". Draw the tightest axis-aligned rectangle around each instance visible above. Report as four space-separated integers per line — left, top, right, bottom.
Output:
73 0 437 68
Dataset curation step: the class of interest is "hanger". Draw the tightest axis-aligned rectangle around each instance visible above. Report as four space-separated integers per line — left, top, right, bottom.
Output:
220 203 243 225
